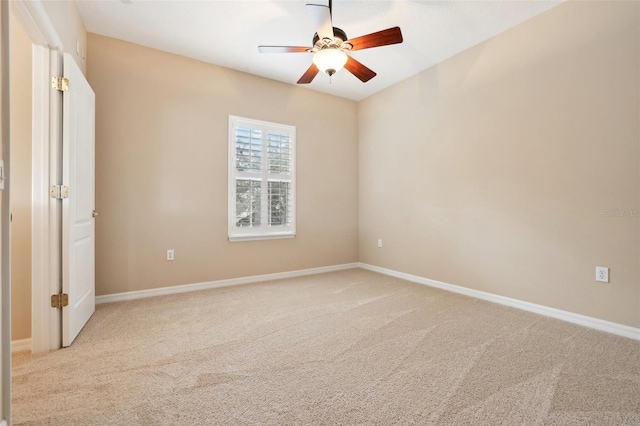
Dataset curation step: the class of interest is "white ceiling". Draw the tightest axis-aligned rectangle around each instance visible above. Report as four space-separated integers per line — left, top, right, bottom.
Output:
76 0 563 101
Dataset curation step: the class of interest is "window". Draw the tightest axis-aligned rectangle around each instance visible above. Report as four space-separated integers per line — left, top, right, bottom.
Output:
228 116 296 241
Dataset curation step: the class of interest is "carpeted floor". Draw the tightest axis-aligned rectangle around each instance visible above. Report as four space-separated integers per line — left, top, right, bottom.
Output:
12 269 640 425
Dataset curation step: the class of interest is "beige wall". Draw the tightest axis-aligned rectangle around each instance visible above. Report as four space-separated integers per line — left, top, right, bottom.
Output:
87 34 359 296
41 0 87 75
10 15 32 341
359 1 640 328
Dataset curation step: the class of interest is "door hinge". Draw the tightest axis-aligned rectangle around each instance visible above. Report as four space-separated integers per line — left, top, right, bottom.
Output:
50 185 69 199
51 293 69 309
52 76 69 92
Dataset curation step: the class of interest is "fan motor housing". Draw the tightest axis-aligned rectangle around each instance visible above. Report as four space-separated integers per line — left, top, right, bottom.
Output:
313 27 348 46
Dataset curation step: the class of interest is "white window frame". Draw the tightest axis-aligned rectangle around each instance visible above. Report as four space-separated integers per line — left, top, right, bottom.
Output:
228 116 296 242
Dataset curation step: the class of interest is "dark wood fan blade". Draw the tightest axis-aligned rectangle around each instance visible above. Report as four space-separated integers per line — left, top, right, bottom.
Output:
346 27 403 51
297 63 320 84
258 46 312 54
344 56 376 83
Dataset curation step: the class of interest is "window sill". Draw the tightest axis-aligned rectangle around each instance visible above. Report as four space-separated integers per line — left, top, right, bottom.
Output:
228 232 296 242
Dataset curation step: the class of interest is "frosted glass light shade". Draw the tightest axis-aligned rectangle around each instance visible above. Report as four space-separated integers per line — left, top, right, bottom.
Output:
313 49 348 76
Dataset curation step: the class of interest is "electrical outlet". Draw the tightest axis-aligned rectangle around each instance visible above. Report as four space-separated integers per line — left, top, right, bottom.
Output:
377 239 382 248
596 266 608 283
167 249 174 261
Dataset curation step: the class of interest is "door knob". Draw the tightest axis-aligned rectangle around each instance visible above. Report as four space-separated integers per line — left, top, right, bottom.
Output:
92 210 99 218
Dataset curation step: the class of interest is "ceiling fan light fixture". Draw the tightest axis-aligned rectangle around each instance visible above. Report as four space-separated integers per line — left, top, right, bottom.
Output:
313 48 348 76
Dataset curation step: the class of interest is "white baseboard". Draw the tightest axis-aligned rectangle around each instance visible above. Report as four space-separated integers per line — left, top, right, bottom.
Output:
11 338 31 353
359 263 640 341
96 263 360 304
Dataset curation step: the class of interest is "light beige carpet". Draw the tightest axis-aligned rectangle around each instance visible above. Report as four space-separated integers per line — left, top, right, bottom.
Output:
12 269 640 425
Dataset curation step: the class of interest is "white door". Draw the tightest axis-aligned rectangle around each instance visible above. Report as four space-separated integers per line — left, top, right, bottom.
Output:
62 53 96 347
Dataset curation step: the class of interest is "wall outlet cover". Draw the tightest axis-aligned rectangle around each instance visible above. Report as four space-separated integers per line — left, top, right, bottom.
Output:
596 266 609 283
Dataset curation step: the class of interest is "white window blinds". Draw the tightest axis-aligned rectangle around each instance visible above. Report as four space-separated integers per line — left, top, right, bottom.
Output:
229 116 296 241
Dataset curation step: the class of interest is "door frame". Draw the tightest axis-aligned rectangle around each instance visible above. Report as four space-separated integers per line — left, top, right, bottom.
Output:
1 1 10 422
12 0 64 353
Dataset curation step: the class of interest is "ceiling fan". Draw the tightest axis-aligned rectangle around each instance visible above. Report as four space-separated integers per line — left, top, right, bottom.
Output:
258 0 403 84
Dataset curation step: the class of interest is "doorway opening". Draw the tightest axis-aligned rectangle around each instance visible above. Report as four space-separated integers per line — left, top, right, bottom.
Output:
10 1 64 355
